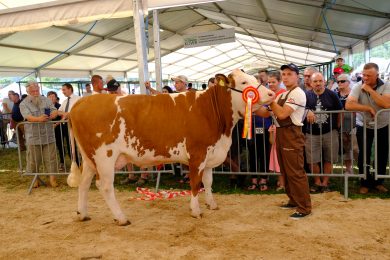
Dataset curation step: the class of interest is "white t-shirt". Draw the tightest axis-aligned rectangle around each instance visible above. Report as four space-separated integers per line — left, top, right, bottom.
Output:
274 87 306 127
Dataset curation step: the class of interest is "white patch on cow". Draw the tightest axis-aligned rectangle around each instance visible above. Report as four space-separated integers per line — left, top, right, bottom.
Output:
167 139 189 164
204 134 232 168
96 133 102 138
114 96 126 113
190 193 201 218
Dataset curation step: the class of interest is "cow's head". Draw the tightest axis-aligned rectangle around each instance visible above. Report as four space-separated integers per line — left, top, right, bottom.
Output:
215 69 275 115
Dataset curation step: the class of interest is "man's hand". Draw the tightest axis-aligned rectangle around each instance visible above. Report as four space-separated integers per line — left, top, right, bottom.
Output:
306 110 316 124
61 112 69 120
361 84 373 94
145 81 151 90
38 115 49 122
367 106 376 118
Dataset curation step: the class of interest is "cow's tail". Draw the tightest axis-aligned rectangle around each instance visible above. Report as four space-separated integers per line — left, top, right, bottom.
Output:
67 118 82 187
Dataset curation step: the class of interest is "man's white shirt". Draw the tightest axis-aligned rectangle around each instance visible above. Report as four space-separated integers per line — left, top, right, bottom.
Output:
59 94 82 112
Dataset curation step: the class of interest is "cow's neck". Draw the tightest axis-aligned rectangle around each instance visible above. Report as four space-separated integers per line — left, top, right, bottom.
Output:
206 85 235 137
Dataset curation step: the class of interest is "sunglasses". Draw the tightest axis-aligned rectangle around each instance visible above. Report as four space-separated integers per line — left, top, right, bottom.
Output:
337 80 347 84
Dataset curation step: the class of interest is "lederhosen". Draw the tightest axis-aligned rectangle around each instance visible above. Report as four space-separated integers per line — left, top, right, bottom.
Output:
275 87 312 214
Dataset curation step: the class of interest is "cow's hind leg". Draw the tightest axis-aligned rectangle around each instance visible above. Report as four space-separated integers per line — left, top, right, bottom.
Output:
202 167 218 210
77 161 95 221
96 163 130 226
189 163 204 218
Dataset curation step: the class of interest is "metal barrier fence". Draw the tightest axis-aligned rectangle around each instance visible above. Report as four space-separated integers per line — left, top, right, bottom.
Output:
13 109 389 198
375 108 390 180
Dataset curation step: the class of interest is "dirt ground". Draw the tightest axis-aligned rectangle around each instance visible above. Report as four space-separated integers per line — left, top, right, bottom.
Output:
0 187 389 260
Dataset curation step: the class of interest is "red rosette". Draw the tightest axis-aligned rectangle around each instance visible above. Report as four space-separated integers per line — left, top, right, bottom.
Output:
242 86 260 103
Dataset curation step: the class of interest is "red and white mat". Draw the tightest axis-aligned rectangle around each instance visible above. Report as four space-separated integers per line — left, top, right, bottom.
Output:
129 187 204 201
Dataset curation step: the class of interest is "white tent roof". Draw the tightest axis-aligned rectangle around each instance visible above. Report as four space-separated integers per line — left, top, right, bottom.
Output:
0 0 389 81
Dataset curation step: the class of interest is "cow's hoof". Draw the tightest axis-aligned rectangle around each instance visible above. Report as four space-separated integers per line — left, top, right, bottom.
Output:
114 219 131 226
191 212 203 219
76 211 91 222
206 204 219 210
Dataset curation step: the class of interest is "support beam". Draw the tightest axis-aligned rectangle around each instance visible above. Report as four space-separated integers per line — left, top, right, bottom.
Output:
277 0 390 19
153 10 162 92
133 0 149 94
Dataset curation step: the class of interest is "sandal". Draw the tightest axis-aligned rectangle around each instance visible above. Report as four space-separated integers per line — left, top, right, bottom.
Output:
259 183 268 191
247 183 259 190
276 186 285 192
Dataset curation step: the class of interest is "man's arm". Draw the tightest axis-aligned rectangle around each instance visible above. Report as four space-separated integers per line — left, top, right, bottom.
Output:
345 95 375 117
361 84 390 109
269 101 294 120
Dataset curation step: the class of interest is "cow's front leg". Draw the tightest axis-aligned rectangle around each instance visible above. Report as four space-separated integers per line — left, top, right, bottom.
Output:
77 162 95 221
96 163 130 226
189 164 204 218
202 167 218 210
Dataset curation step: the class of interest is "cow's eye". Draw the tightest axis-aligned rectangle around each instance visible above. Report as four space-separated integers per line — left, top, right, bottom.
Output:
242 81 247 84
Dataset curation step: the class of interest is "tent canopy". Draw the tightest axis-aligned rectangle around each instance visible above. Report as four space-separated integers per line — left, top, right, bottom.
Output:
0 0 389 81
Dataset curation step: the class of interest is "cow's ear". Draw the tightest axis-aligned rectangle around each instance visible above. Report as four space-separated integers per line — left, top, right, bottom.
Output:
215 74 229 88
227 74 236 88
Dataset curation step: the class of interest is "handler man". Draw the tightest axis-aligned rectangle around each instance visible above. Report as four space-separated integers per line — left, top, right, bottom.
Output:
269 63 312 219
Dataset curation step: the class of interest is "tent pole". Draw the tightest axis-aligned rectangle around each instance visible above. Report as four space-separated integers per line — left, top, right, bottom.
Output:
132 0 149 94
153 9 162 92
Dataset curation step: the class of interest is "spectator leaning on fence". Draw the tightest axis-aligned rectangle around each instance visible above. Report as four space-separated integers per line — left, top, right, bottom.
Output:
20 81 59 188
305 72 342 193
346 62 390 194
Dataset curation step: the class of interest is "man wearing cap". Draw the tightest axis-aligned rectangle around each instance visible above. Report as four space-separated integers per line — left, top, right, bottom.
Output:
346 62 390 194
171 75 188 93
269 63 311 219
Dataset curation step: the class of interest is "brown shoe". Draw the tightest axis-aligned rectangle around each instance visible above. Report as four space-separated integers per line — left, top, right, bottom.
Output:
375 185 388 193
359 186 369 194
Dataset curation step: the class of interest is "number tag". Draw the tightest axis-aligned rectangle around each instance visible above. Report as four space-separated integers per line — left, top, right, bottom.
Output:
255 127 264 134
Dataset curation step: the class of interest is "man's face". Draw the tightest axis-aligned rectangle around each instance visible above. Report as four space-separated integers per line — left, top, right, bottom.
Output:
268 77 280 93
311 73 325 94
303 69 314 87
174 80 186 92
62 86 72 97
281 69 299 88
336 59 344 67
86 85 91 92
362 67 378 86
258 72 268 84
27 84 40 97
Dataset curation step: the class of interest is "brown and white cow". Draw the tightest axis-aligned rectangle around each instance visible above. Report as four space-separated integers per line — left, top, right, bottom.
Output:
67 69 274 225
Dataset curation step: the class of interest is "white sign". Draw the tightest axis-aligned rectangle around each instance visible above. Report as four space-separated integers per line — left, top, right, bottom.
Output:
184 28 235 48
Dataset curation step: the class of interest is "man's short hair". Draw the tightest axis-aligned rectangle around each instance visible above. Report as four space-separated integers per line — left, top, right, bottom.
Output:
258 69 268 74
62 83 74 93
363 63 379 71
26 81 38 89
13 93 20 98
268 71 281 81
304 66 319 74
